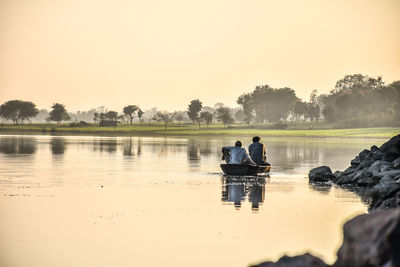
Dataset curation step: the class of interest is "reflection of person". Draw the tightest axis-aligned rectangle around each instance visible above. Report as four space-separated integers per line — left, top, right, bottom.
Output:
229 141 255 165
249 136 268 166
249 183 265 211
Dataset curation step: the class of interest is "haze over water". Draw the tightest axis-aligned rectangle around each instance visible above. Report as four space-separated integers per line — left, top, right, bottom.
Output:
0 134 383 267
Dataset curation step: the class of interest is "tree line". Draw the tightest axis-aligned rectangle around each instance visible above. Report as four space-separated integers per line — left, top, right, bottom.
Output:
1 74 399 128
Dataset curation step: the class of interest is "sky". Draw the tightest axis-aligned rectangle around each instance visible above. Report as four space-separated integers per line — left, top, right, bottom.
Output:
0 0 399 112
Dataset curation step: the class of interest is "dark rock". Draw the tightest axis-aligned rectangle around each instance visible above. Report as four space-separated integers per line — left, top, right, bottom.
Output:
334 173 357 185
373 152 385 161
393 158 400 169
309 166 334 183
378 191 400 209
351 156 361 166
333 171 343 178
359 149 370 160
370 145 379 152
379 134 400 154
383 152 400 163
356 176 376 187
343 166 356 175
334 208 400 267
251 253 328 267
374 170 400 179
359 157 374 168
370 175 400 206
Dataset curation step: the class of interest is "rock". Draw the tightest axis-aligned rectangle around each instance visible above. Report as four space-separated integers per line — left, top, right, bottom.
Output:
356 176 376 187
309 166 334 183
351 156 361 166
379 134 400 154
333 171 343 178
378 191 400 209
370 175 400 207
393 158 400 169
383 152 400 163
374 170 400 179
370 145 379 152
359 157 374 168
343 166 356 175
250 253 328 267
334 208 400 267
373 152 385 161
334 173 357 185
359 149 370 160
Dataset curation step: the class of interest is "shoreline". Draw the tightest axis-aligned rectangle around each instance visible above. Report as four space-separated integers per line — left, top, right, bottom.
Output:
0 125 399 139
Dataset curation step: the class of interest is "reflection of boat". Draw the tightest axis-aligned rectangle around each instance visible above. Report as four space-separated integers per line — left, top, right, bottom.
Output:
220 164 271 175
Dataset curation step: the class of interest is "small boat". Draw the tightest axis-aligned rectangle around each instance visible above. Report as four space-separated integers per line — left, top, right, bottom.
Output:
220 164 271 176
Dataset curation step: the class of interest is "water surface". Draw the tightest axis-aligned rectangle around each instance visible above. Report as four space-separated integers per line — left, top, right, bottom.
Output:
0 134 383 267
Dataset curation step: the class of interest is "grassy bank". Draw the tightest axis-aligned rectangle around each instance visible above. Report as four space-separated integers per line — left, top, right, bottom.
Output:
0 123 399 139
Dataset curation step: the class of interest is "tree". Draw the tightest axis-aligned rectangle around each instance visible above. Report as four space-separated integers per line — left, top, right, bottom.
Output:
216 106 234 127
0 100 38 124
334 74 384 93
137 108 144 124
292 100 306 122
123 105 138 125
174 112 184 124
187 99 202 125
104 111 118 121
237 93 254 125
48 103 70 124
200 111 213 128
156 111 174 131
93 112 100 125
322 106 336 122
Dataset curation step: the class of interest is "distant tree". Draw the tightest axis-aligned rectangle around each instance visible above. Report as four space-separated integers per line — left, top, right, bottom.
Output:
292 100 306 122
137 108 144 124
104 111 118 121
93 112 100 125
322 106 336 122
200 111 213 128
234 108 245 122
0 100 38 124
156 111 174 131
237 93 254 125
123 105 138 125
333 74 384 93
174 112 184 124
187 99 202 125
48 103 70 124
216 106 234 127
305 90 320 121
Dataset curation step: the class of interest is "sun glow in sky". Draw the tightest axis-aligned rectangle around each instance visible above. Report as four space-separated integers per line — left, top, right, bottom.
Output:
0 0 399 111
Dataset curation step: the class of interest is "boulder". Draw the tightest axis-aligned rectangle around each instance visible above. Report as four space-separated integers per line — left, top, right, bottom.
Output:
383 152 400 163
370 145 379 152
393 157 400 169
379 134 400 154
350 156 361 166
334 208 400 267
333 171 343 178
250 253 328 267
373 152 385 161
309 166 334 183
370 176 400 208
359 149 370 160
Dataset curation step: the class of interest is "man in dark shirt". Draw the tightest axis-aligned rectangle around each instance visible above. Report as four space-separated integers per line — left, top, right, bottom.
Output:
249 136 268 166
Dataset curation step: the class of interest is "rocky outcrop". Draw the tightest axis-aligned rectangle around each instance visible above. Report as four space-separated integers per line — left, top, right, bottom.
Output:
308 134 400 210
250 253 328 267
251 208 400 267
308 166 335 182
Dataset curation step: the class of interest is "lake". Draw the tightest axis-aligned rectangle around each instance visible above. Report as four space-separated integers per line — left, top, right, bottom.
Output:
0 134 384 267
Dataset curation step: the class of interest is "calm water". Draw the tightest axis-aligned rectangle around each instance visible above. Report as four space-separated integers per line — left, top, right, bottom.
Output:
0 134 384 267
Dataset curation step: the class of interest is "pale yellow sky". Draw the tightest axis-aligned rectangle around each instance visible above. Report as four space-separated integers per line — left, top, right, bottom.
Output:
0 0 399 112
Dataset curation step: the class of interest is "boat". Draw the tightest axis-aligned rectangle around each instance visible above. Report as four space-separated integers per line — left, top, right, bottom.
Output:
220 164 271 176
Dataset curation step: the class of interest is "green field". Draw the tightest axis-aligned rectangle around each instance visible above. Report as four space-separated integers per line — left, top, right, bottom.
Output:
0 123 399 139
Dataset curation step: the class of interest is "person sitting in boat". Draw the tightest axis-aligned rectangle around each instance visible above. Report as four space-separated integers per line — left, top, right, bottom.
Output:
249 136 269 166
228 141 256 165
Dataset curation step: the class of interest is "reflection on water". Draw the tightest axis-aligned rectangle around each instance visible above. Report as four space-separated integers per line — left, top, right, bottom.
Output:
0 137 37 154
221 176 266 210
0 134 384 267
51 138 67 155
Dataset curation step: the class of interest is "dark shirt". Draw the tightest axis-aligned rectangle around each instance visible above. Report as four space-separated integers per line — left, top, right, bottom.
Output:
249 141 266 165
